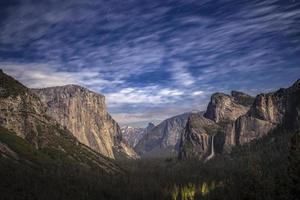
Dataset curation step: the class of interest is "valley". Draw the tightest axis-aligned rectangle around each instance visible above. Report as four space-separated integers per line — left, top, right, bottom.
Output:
1 0 300 199
0 69 299 200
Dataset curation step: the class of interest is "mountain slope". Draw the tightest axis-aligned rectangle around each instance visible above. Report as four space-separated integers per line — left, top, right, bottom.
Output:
0 125 127 200
0 69 119 172
33 85 138 159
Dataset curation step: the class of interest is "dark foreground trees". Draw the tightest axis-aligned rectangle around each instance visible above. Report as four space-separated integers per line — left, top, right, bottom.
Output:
1 129 299 200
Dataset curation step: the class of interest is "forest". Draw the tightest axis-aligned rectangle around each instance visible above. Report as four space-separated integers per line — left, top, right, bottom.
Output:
1 126 299 200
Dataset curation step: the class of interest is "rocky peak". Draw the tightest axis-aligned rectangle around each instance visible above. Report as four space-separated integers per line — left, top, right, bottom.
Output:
204 92 252 123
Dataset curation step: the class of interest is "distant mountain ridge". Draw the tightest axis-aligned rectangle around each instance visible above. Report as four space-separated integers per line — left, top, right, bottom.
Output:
121 123 155 148
135 112 203 158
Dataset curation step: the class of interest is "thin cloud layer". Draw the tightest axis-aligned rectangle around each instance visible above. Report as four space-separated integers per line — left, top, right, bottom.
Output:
0 0 300 126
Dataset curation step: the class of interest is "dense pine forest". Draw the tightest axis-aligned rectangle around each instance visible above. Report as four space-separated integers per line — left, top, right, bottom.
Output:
1 126 299 200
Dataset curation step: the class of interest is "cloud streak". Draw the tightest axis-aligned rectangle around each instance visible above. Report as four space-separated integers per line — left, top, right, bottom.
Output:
1 0 300 126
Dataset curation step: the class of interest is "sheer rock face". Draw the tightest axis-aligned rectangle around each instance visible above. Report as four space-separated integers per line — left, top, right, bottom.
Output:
180 81 300 159
235 116 275 145
235 80 300 145
135 113 194 158
204 91 254 123
233 93 283 146
33 85 138 159
248 94 284 123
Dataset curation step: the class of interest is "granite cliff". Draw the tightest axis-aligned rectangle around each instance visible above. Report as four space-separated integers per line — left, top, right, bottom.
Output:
204 91 254 123
235 80 300 145
0 70 119 172
33 86 138 159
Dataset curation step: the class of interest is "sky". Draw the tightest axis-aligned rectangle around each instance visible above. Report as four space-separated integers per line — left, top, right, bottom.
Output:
0 0 300 127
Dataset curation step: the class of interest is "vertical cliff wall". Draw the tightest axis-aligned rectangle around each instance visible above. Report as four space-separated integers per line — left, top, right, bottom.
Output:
33 85 138 159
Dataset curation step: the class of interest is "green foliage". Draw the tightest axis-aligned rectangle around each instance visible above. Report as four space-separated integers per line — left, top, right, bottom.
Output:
171 185 179 200
181 183 195 200
0 126 51 164
0 126 120 200
201 182 209 196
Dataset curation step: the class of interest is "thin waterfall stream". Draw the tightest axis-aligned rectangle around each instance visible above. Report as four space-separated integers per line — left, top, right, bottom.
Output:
204 135 215 162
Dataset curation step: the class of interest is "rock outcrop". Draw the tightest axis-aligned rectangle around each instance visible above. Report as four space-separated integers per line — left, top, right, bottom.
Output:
180 91 254 159
235 80 300 145
33 85 138 159
180 81 300 160
0 70 119 172
204 91 254 123
135 112 199 158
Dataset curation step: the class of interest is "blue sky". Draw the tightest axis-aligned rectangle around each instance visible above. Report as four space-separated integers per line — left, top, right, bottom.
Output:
1 0 300 127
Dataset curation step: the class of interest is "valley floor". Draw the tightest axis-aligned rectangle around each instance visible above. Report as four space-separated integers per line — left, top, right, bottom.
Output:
1 127 299 200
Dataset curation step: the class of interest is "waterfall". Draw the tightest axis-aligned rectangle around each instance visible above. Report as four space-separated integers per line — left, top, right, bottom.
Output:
204 135 215 162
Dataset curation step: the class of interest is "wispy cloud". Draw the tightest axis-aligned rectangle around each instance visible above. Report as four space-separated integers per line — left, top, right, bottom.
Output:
170 60 195 87
106 86 187 106
1 0 300 126
0 63 123 91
